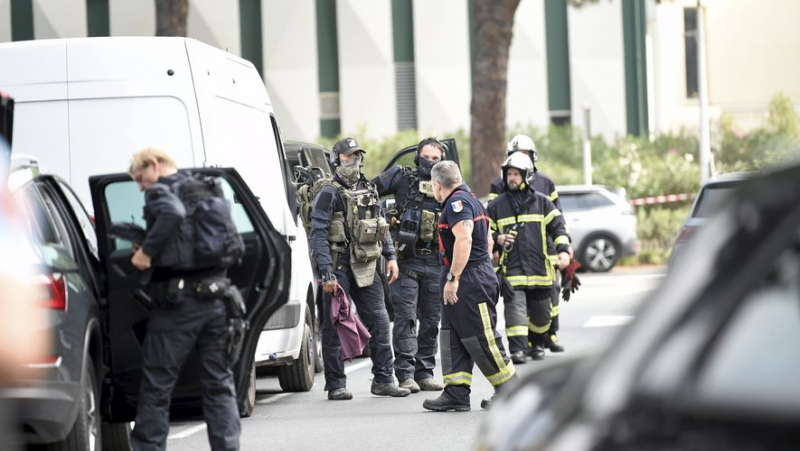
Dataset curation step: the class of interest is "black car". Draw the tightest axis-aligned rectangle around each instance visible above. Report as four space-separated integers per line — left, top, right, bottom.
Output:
478 160 800 451
4 158 291 449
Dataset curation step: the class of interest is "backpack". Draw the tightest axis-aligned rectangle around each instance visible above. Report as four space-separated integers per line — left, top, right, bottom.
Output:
171 172 245 270
295 165 336 234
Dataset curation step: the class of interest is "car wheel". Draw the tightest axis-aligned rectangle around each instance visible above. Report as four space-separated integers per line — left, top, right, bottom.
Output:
581 235 620 272
240 361 257 418
47 356 100 451
101 422 131 451
277 309 315 392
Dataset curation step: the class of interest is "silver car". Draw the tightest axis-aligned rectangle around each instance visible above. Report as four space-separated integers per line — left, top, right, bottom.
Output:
558 185 640 272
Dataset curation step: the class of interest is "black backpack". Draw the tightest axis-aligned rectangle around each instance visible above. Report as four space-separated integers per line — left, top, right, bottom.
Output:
171 172 245 270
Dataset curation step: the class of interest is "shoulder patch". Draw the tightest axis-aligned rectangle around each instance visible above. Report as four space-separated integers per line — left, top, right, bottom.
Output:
451 200 463 213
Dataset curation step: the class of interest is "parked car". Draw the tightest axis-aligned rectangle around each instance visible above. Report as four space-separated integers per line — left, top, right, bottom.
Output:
1 36 318 397
669 172 752 268
557 185 640 272
478 162 800 451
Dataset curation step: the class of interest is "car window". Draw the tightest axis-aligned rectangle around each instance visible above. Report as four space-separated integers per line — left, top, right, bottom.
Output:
20 184 74 258
301 148 332 175
692 183 738 218
104 177 254 250
57 180 99 260
691 249 800 411
559 192 614 211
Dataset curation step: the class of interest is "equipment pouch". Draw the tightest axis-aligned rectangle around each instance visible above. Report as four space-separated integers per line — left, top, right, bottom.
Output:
352 217 387 244
329 212 347 243
349 249 379 288
192 277 232 301
396 208 421 253
351 241 381 262
420 210 436 242
223 286 248 365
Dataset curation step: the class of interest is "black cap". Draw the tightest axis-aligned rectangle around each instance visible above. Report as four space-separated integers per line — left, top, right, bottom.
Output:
332 137 365 156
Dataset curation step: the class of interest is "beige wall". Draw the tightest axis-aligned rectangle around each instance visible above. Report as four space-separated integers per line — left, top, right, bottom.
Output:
188 0 240 56
34 0 86 39
507 0 550 130
0 0 10 42
110 0 154 36
336 0 397 138
262 0 320 141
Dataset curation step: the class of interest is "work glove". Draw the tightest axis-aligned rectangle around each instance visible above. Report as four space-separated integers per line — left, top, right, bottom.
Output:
560 259 582 302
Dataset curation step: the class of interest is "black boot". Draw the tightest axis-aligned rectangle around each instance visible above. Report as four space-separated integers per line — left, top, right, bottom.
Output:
529 334 546 360
547 334 564 353
423 394 470 412
510 351 527 364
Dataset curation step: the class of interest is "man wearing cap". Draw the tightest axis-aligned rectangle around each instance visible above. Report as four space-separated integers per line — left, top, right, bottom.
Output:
310 137 411 400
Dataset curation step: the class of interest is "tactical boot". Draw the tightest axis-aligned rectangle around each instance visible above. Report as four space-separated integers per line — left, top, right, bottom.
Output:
529 344 545 360
399 379 421 393
481 395 497 410
417 378 444 391
371 382 411 397
547 334 565 353
510 351 527 364
327 388 353 401
422 395 470 412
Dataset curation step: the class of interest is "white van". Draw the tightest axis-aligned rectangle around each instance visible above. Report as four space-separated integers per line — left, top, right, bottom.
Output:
0 37 321 399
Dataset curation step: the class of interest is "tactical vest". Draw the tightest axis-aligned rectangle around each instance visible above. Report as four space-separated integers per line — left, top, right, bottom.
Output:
393 168 441 256
297 175 388 288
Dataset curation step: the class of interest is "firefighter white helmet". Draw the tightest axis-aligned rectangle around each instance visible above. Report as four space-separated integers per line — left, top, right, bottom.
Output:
506 134 538 163
501 152 535 190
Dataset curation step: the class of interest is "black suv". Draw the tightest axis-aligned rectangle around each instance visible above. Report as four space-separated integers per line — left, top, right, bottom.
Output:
5 157 290 449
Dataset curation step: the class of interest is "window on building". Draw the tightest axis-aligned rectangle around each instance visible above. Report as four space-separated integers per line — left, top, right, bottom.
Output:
684 7 699 99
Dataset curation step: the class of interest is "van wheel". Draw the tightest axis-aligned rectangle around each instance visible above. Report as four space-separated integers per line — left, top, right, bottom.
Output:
580 235 619 272
240 362 257 417
46 356 101 451
101 422 132 450
277 310 315 392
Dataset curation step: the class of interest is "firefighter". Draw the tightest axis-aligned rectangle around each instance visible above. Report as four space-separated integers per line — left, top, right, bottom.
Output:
487 152 570 361
489 134 570 353
372 137 446 393
422 161 516 412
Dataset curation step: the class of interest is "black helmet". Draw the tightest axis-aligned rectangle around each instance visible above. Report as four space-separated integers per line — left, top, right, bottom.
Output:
330 137 366 167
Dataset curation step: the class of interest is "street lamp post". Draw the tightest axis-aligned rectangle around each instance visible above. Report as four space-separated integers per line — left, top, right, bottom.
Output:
697 0 711 184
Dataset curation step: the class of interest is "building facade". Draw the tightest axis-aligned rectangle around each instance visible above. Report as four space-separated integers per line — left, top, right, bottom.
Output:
1 0 798 143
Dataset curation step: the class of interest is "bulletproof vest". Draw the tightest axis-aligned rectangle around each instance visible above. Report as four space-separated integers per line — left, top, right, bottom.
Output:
394 168 441 255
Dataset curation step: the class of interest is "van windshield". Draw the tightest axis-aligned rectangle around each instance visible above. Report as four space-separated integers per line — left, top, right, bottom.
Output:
693 182 740 219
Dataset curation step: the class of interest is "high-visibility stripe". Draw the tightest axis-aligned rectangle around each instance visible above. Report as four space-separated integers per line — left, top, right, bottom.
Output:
551 305 560 317
506 325 528 337
443 371 473 386
517 214 544 223
489 218 498 231
543 209 561 225
506 274 555 287
554 235 570 246
488 192 499 201
550 190 559 201
479 303 516 386
496 217 517 227
528 319 552 334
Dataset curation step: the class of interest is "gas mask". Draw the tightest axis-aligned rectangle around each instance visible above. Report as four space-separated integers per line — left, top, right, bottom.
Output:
416 157 438 180
336 156 362 186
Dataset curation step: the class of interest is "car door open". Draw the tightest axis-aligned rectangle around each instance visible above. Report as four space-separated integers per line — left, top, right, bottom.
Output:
90 167 291 420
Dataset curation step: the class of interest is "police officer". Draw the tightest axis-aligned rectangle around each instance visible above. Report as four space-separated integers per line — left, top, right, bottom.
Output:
311 137 411 400
128 148 240 451
372 137 446 393
488 134 570 353
422 161 516 412
487 152 571 361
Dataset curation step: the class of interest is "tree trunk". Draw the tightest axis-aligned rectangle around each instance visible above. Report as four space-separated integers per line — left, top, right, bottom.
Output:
470 0 520 197
155 0 189 37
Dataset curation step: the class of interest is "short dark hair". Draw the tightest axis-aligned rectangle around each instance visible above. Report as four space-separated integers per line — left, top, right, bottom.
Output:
416 137 445 156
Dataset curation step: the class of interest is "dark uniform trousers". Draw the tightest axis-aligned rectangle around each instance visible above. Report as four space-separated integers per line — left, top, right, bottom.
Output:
132 295 240 451
391 253 442 382
439 261 516 404
321 269 395 391
515 288 552 349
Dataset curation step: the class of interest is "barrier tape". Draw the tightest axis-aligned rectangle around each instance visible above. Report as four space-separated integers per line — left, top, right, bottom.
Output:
629 193 695 206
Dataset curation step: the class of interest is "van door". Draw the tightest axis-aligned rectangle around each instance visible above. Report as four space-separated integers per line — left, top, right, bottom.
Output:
89 168 290 420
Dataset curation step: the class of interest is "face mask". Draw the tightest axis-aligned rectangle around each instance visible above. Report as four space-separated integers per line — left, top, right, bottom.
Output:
417 158 439 180
336 157 361 186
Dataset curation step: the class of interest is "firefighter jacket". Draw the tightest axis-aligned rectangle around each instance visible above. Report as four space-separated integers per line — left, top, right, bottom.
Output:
372 165 441 257
487 187 570 288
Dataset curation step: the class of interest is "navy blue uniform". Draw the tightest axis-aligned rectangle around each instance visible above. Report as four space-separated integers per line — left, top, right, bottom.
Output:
373 166 442 383
437 184 516 404
309 174 397 391
133 172 239 451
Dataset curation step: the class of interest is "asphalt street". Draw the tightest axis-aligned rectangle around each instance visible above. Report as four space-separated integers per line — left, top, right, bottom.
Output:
165 265 667 451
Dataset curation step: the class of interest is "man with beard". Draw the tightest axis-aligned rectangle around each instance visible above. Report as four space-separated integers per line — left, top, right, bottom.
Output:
372 137 447 394
310 137 411 400
487 153 570 362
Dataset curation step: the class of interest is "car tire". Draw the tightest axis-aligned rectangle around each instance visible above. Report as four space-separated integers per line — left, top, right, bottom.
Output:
240 361 257 418
46 356 101 451
580 234 620 272
101 422 131 451
277 309 315 392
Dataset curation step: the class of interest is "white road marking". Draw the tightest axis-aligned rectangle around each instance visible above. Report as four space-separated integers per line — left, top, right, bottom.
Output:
256 392 293 405
583 315 634 328
167 422 207 440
